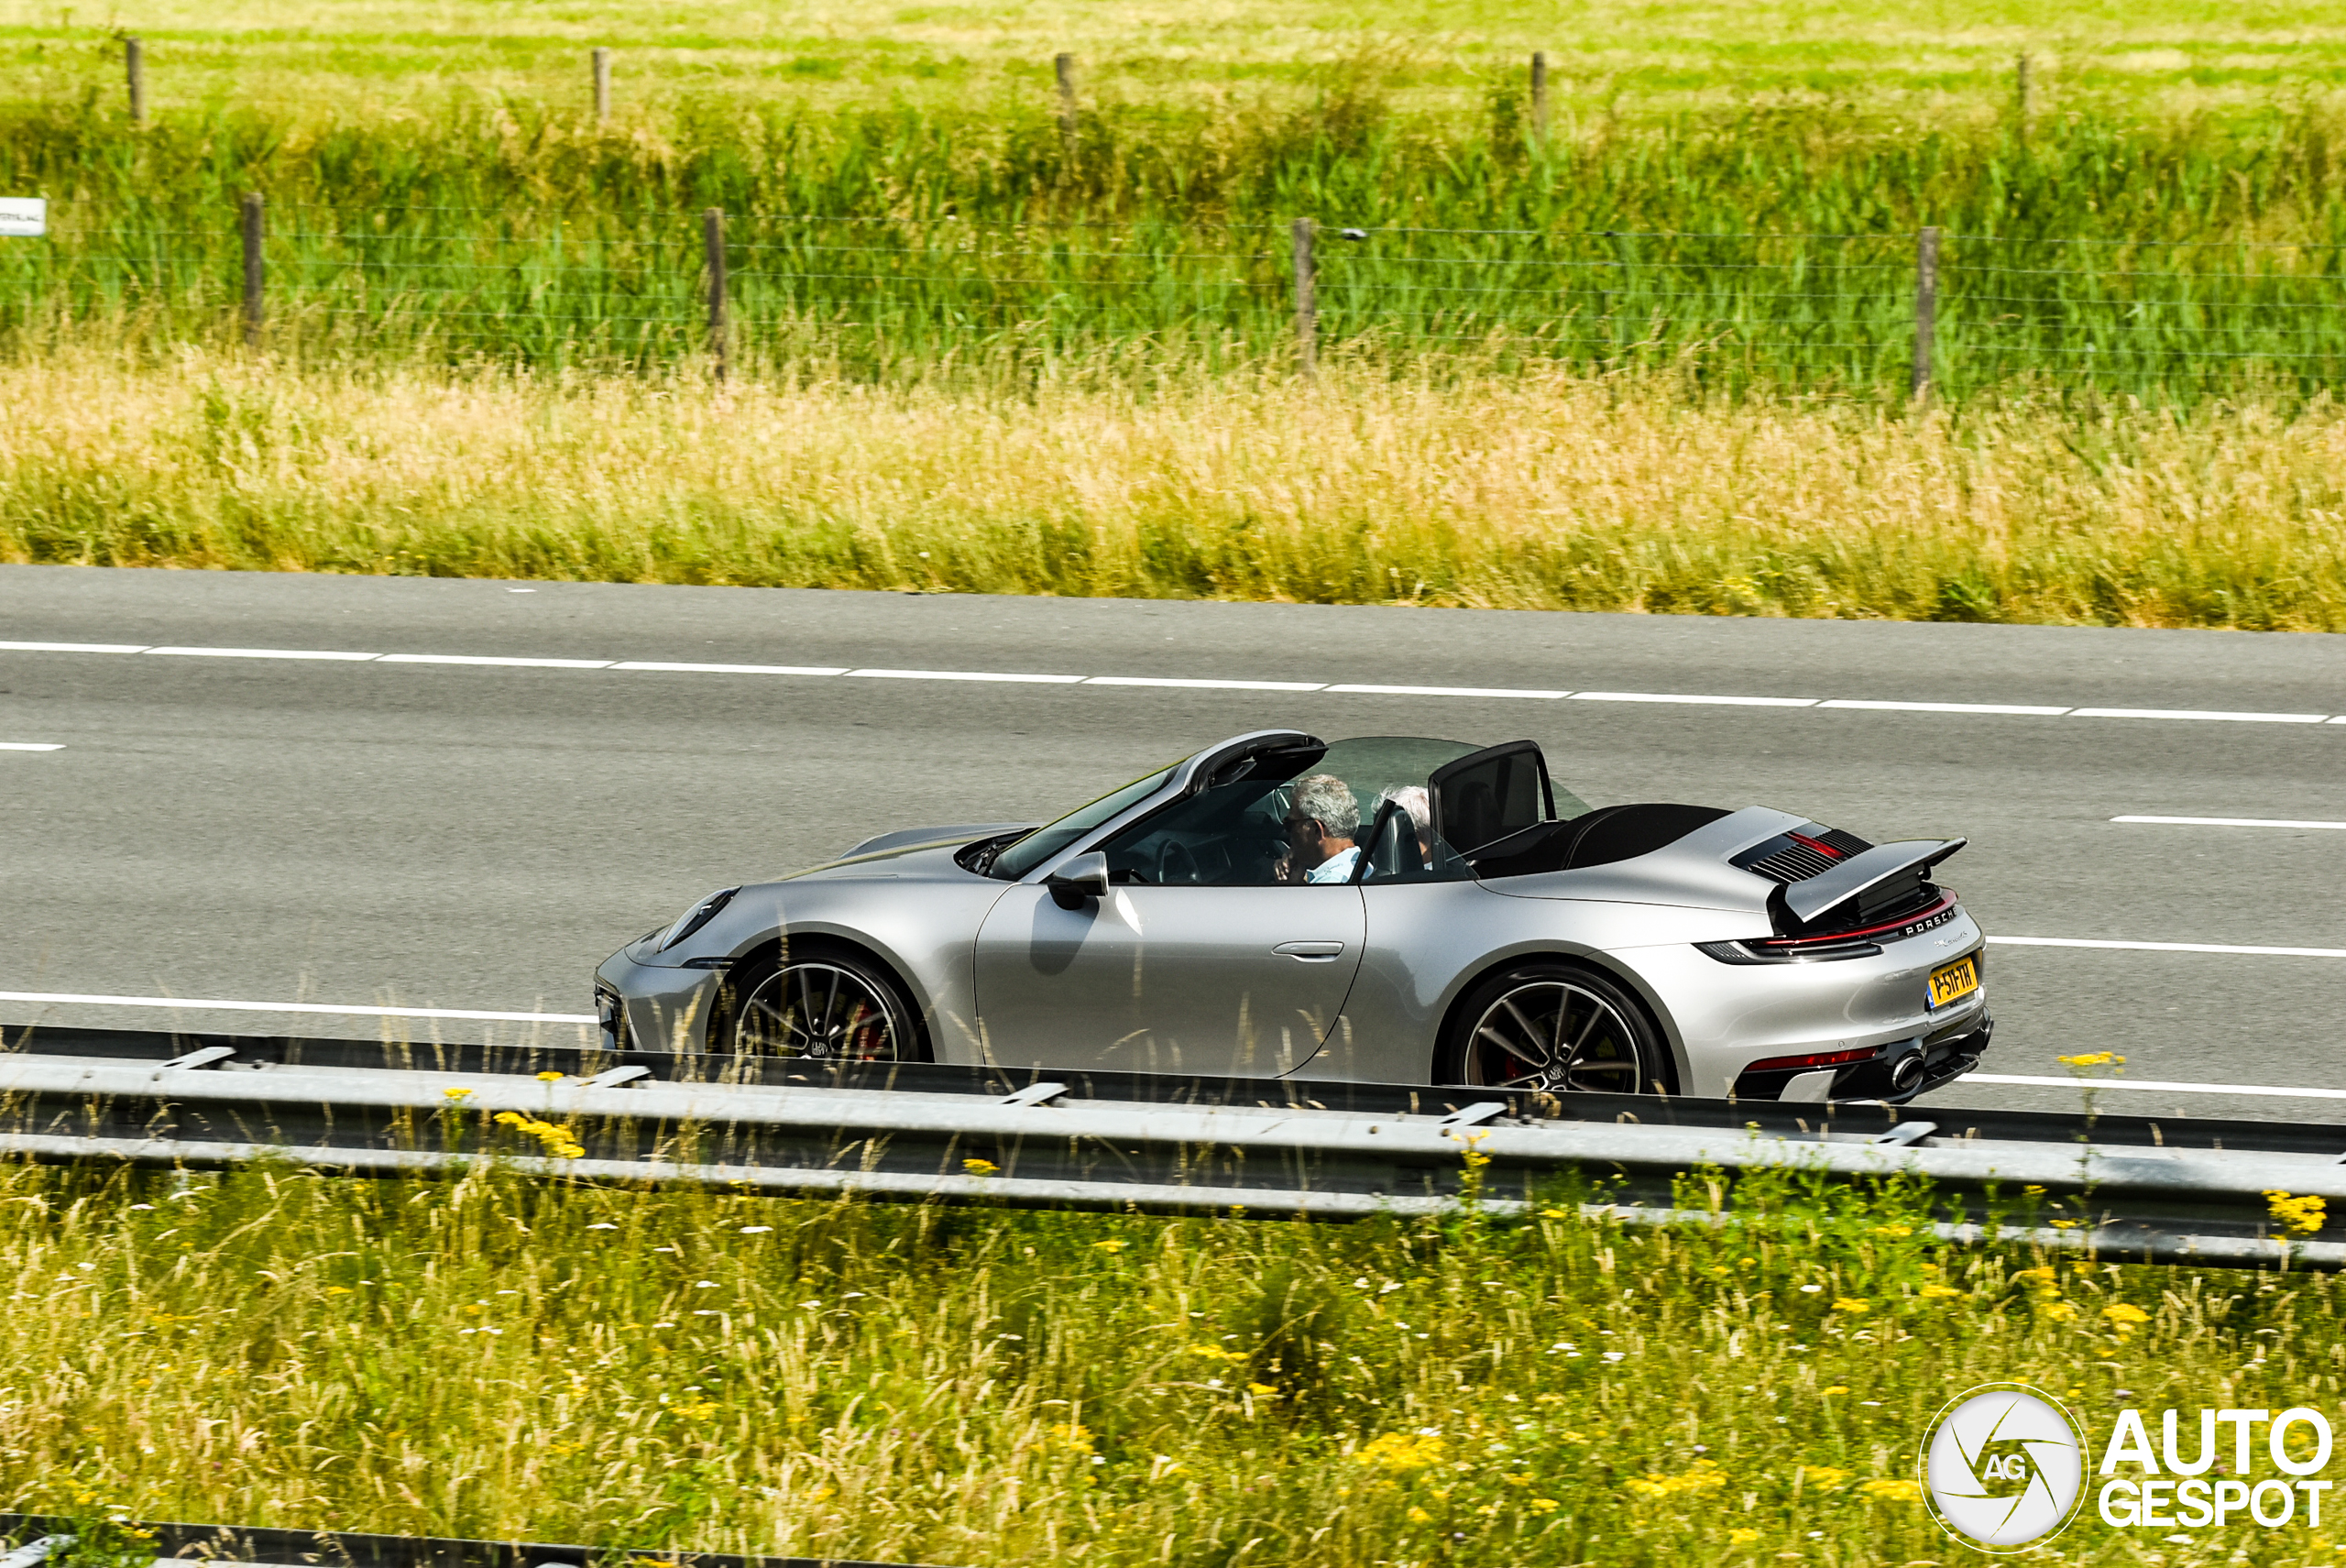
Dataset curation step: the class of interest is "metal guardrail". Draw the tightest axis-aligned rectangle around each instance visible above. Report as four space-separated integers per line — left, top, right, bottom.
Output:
0 1516 946 1568
5 1023 2345 1267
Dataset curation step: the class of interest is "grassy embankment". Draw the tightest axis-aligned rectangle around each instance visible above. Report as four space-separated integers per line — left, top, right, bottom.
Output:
8 1150 2341 1566
10 349 2346 629
7 10 2346 620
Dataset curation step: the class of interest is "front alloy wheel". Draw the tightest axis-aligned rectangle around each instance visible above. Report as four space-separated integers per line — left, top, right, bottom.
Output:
724 954 919 1062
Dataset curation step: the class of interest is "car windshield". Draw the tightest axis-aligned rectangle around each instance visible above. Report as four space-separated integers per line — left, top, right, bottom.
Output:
985 765 1178 881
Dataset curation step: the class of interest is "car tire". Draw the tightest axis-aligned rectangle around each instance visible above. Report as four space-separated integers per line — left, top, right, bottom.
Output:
1437 959 1672 1095
710 943 931 1063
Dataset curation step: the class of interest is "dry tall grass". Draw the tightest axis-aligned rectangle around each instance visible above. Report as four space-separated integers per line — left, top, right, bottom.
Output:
9 1155 2336 1565
9 348 2346 628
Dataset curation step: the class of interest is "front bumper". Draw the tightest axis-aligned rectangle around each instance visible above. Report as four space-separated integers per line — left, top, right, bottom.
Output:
594 948 728 1055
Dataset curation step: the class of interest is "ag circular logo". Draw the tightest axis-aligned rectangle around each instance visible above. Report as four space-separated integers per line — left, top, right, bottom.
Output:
1920 1383 2087 1552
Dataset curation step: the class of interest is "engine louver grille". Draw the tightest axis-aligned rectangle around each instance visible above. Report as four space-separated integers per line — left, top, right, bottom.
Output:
1743 842 1841 882
1734 824 1878 883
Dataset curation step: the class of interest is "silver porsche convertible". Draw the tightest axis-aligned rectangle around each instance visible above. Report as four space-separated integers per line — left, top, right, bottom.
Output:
596 730 1991 1103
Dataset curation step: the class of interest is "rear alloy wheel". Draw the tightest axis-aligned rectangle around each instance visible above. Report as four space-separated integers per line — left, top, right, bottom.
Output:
717 948 926 1063
1442 961 1669 1095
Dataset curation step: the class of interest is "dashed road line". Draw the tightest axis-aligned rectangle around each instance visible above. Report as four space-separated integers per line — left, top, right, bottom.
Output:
0 742 62 751
2113 815 2346 831
1966 1073 2346 1101
0 989 595 1024
3 638 2344 727
1989 935 2346 959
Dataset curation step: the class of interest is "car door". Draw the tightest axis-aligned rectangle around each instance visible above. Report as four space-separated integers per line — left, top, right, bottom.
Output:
971 770 1365 1077
972 882 1365 1077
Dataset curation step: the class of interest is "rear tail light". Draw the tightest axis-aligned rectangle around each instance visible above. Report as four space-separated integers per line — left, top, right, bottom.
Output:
1697 891 1961 964
1741 1045 1880 1075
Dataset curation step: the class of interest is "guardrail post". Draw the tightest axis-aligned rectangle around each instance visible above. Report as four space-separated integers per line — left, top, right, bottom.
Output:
1292 217 1317 378
1911 225 1939 400
1055 51 1079 162
240 192 265 348
593 48 611 123
125 36 144 124
704 207 729 383
1529 51 1549 147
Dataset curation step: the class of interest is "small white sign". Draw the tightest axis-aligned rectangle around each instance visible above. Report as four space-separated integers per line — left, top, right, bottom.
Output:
0 198 49 237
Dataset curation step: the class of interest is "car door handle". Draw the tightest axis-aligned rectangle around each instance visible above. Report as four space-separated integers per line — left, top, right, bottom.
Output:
1274 941 1347 961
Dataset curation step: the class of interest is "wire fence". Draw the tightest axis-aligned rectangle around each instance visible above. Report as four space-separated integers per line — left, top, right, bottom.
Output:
5 201 2345 394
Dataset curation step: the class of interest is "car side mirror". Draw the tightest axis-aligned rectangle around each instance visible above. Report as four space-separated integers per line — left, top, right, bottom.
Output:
1046 850 1112 909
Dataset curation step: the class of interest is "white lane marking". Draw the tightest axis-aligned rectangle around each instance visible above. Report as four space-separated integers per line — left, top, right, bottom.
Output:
379 653 615 669
1086 675 1327 692
1573 691 1820 707
1990 935 2346 959
615 661 851 676
1968 1071 2346 1101
1820 699 2072 716
1327 683 1569 700
0 640 148 653
845 668 1087 684
143 646 380 661
2113 814 2346 830
3 640 2343 726
0 990 595 1023
0 742 63 751
2068 707 2329 724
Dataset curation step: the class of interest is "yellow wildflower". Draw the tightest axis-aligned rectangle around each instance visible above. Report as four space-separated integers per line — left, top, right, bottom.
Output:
2102 1302 2150 1326
1360 1431 1447 1472
442 1087 473 1102
1860 1477 1922 1503
1727 1526 1760 1544
1092 1239 1127 1252
536 1070 565 1082
1831 1298 1869 1315
961 1158 998 1178
1528 1497 1560 1514
1627 1458 1727 1497
1405 1508 1432 1524
1918 1284 1963 1299
2268 1190 2328 1236
2056 1052 2123 1069
1823 1385 1848 1395
1801 1465 1853 1489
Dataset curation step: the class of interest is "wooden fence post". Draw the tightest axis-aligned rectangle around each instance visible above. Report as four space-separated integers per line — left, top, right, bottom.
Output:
704 207 729 383
240 192 265 348
1292 217 1317 378
1911 226 1939 400
125 36 143 123
1529 51 1549 147
2014 53 2030 140
1055 52 1079 161
593 48 611 123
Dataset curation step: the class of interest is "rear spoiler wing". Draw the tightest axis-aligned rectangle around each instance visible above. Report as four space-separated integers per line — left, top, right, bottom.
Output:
1779 838 1967 927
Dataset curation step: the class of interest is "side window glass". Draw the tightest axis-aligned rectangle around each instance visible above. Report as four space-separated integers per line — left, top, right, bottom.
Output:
1099 782 1288 886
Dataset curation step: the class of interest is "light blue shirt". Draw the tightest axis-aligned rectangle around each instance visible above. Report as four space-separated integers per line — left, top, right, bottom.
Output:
1304 845 1360 883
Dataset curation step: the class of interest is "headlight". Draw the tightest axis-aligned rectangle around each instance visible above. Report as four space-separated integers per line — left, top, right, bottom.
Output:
657 887 739 952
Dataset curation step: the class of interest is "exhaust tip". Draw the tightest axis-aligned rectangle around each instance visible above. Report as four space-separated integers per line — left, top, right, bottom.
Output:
1890 1052 1927 1091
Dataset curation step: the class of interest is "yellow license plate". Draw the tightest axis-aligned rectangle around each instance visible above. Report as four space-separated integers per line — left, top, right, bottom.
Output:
1928 955 1979 1008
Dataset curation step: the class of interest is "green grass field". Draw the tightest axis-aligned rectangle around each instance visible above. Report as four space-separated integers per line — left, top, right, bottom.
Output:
11 1151 2344 1566
6 0 2346 126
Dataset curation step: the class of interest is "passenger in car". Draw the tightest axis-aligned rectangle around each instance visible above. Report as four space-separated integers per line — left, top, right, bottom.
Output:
1371 784 1434 874
1282 773 1363 884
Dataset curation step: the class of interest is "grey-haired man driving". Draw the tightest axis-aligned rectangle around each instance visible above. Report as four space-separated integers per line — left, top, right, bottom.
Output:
1281 773 1362 884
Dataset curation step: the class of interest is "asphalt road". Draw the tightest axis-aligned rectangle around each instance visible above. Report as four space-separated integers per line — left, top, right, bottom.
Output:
3 565 2342 1121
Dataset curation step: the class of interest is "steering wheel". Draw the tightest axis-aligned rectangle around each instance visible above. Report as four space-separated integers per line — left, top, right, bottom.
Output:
1157 839 1200 885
